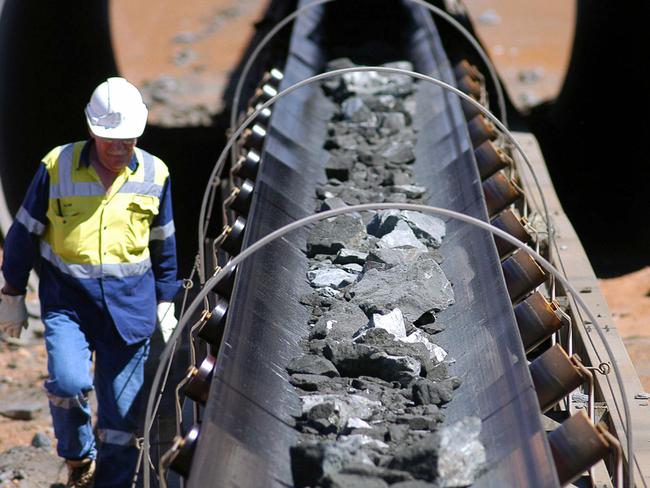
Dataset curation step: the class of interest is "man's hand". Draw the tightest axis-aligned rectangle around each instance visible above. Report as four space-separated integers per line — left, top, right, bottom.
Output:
157 302 178 343
0 291 29 338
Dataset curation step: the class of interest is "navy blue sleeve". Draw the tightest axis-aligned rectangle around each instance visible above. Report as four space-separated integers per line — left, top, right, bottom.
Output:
2 164 50 293
149 176 181 301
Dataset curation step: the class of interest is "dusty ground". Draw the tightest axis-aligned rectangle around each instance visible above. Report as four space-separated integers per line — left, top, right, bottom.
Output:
0 0 647 486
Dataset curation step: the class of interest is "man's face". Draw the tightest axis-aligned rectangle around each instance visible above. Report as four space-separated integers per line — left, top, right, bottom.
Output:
92 135 137 173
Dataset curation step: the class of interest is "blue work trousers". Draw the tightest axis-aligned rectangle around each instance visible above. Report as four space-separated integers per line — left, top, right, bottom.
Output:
43 305 150 488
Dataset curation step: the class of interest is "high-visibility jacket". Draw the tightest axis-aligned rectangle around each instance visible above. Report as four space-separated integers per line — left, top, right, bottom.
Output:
2 140 181 344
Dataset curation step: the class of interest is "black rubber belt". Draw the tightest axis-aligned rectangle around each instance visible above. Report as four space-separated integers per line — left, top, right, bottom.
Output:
189 2 558 487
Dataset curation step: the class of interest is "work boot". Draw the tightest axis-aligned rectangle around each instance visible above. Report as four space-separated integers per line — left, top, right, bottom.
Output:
66 458 96 488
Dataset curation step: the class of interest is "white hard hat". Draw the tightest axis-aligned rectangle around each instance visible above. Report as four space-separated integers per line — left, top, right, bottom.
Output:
85 77 148 139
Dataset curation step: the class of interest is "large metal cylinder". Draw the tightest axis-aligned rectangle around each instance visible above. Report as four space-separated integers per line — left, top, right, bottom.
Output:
501 249 547 303
490 209 532 258
548 411 610 485
529 344 588 412
514 292 563 352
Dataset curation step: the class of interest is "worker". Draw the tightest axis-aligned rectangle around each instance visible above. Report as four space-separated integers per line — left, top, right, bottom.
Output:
0 77 181 487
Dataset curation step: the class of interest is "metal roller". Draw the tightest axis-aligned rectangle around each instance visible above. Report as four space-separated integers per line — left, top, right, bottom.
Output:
166 424 201 479
197 298 229 347
457 74 482 100
184 355 217 406
501 249 547 303
248 83 278 110
548 411 610 485
239 124 267 154
453 59 482 81
211 265 237 299
475 139 513 180
260 68 284 89
232 150 261 181
482 172 524 216
514 292 563 352
220 217 246 256
467 114 498 146
491 208 532 257
228 179 255 217
529 344 589 412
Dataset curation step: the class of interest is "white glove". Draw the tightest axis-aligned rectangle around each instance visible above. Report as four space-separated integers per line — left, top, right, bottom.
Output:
0 292 29 339
157 302 178 343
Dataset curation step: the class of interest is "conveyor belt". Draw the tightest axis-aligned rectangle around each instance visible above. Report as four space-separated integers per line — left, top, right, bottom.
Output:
188 1 558 486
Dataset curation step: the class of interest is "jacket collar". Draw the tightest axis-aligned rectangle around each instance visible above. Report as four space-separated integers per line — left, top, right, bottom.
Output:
78 139 139 173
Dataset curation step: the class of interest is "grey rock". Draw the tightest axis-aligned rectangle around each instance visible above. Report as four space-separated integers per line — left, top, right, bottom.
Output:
395 414 439 431
0 403 42 421
477 8 501 25
308 268 357 289
437 417 485 487
381 112 407 132
378 141 415 164
387 424 410 443
321 197 348 211
308 215 368 256
323 341 422 382
391 185 427 199
334 249 369 265
376 221 428 251
389 433 441 481
305 401 342 434
411 378 455 406
341 97 378 126
351 376 395 390
290 374 348 392
399 330 447 363
322 473 389 488
30 432 51 448
291 441 327 487
518 67 545 84
391 481 437 488
367 210 401 237
423 362 451 382
354 328 432 368
343 263 364 274
287 355 340 378
317 286 344 300
351 257 455 322
316 184 343 199
342 463 415 483
325 154 356 181
399 211 446 247
384 193 408 204
301 394 381 426
311 302 369 341
367 248 427 267
369 309 406 338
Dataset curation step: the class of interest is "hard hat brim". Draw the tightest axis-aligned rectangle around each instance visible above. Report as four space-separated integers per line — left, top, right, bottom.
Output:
85 104 148 139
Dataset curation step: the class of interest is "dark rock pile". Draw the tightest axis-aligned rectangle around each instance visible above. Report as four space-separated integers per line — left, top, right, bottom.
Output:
288 60 485 487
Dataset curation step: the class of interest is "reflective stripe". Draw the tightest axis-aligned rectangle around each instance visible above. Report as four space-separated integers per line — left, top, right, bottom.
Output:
50 145 162 198
119 181 163 198
119 149 161 197
50 181 105 198
50 144 105 198
97 428 137 446
149 221 175 241
55 143 75 197
16 206 45 235
48 393 85 409
40 241 151 279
